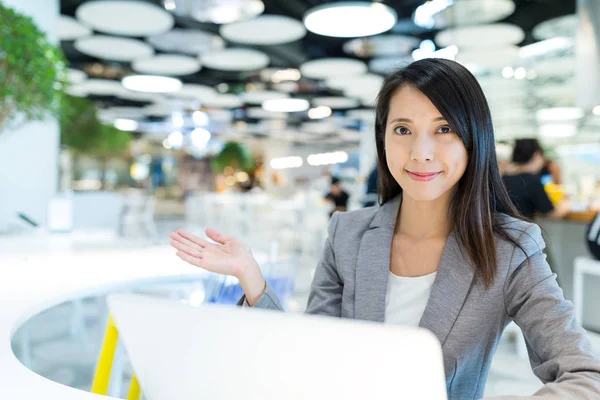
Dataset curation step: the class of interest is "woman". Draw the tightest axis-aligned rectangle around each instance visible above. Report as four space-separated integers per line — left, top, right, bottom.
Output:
170 59 600 399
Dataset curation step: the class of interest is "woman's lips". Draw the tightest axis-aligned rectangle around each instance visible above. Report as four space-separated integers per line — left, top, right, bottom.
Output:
405 170 443 181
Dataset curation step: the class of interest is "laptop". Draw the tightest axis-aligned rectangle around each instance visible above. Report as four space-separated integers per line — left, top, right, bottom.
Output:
108 294 448 400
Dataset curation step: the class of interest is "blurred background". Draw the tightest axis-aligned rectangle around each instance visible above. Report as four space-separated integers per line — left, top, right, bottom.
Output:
1 0 600 398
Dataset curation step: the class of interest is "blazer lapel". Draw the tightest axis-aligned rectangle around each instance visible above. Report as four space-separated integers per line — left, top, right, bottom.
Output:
419 232 475 347
354 196 401 322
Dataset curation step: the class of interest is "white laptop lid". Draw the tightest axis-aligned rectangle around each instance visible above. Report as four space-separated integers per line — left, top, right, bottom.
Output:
108 294 448 400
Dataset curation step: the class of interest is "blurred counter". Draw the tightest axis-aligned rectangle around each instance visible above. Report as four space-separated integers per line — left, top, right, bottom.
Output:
537 213 599 332
565 209 598 224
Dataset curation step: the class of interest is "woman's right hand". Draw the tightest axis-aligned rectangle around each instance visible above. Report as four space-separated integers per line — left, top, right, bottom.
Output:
169 228 267 306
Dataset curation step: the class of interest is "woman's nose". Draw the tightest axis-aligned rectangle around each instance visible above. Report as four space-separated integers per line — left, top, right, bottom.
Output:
410 134 435 163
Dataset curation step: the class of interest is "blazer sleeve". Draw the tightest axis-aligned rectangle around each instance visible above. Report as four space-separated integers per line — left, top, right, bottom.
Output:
501 223 600 399
237 211 342 315
305 211 343 317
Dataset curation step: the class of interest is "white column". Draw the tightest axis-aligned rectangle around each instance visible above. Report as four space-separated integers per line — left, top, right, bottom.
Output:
0 0 60 230
359 122 377 178
576 0 600 111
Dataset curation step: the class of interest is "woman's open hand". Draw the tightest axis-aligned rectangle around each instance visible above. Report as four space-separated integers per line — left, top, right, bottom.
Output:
169 228 266 305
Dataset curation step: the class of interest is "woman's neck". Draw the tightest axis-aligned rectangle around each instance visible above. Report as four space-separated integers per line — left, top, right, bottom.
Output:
395 193 452 240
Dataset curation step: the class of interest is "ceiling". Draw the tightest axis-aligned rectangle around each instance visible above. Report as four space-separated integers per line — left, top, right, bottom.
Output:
59 0 580 149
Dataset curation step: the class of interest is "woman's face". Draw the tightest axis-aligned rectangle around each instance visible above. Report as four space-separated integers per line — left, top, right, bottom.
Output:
384 84 468 203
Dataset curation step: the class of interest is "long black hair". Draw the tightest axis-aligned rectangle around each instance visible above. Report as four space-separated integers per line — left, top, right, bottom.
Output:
375 58 526 288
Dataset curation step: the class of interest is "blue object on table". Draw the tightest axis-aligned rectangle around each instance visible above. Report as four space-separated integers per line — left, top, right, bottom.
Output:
207 276 295 308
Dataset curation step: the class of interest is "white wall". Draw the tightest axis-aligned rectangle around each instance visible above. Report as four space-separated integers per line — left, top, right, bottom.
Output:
0 0 59 230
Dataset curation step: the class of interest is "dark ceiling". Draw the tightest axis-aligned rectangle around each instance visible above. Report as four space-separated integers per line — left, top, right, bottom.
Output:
60 0 576 90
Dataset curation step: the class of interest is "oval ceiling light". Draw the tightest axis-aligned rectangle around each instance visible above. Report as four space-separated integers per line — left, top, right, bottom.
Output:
147 29 225 55
113 118 139 132
174 84 217 102
220 15 306 45
369 56 413 75
344 35 420 58
176 0 265 24
76 0 174 37
67 68 87 85
75 36 154 62
533 14 577 40
536 107 584 122
74 79 124 96
203 94 243 109
455 46 519 69
122 75 182 93
59 15 92 40
518 37 573 59
435 23 524 49
241 90 289 105
539 123 577 138
270 156 303 170
432 0 515 29
201 48 270 71
133 54 201 76
308 106 333 120
303 2 397 38
300 58 367 79
262 98 310 113
327 74 385 94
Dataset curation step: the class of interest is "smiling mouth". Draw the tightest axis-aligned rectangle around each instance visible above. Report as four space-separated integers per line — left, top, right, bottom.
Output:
405 170 443 181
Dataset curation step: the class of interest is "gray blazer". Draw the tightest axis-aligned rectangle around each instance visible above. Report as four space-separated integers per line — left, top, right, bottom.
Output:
242 196 600 399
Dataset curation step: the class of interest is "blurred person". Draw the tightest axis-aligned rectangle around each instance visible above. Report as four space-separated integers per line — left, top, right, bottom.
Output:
503 138 570 220
171 59 600 398
324 176 350 217
541 158 563 185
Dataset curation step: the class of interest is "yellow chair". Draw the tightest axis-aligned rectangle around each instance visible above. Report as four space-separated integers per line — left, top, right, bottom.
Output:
91 315 142 400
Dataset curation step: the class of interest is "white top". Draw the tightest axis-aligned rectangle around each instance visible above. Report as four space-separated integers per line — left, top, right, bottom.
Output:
385 271 437 327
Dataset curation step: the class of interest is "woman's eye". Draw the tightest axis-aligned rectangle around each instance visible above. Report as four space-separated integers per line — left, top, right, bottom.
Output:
437 125 453 134
394 126 410 135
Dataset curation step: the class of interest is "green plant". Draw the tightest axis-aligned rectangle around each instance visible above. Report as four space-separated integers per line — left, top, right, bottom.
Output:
94 123 132 158
60 94 131 156
0 3 68 132
211 141 255 173
59 94 132 188
60 94 103 153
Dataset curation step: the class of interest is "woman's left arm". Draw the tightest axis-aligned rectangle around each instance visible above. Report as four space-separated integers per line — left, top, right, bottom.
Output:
500 224 600 399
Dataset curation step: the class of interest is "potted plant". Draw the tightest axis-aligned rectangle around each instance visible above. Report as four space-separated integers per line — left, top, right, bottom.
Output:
60 94 132 189
211 141 256 173
0 3 68 133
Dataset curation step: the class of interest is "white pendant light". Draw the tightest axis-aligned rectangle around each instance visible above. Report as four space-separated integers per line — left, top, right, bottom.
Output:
539 124 577 138
536 107 584 122
113 118 139 131
262 98 310 113
303 2 397 38
122 75 182 93
169 0 265 24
